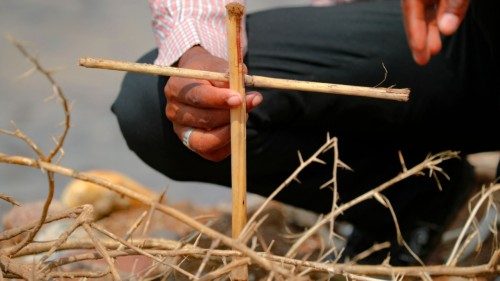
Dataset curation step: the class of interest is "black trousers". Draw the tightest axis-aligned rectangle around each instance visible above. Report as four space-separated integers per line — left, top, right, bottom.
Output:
112 0 498 263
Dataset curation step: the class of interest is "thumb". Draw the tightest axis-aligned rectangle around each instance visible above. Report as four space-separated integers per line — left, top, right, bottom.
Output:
437 0 469 35
211 63 248 88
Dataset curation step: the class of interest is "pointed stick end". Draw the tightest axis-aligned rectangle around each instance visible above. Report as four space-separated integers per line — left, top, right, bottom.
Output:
78 58 87 67
79 57 98 68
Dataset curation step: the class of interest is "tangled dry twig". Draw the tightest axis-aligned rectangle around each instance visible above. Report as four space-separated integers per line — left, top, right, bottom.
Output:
1 38 499 280
2 35 71 257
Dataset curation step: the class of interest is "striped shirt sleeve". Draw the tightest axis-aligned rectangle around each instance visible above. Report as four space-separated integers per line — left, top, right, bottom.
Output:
148 0 246 66
148 0 354 66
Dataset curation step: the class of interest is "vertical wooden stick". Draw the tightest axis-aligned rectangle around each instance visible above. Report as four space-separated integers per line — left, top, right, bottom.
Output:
226 2 248 280
226 2 247 240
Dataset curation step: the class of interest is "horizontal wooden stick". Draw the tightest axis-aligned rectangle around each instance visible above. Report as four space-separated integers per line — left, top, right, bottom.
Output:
79 57 409 101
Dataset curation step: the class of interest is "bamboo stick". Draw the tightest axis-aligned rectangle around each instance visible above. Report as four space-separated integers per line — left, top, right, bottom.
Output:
79 58 410 102
227 1 247 241
226 3 248 280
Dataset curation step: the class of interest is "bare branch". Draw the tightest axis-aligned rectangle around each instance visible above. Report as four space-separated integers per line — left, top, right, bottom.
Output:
82 223 121 280
91 223 198 280
2 36 72 256
198 258 250 281
1 59 497 281
38 205 94 270
0 127 45 159
0 153 288 275
117 210 148 252
242 136 337 239
6 35 71 162
286 151 459 257
447 184 500 266
47 270 109 279
0 206 86 242
349 242 391 264
195 239 220 278
6 172 56 256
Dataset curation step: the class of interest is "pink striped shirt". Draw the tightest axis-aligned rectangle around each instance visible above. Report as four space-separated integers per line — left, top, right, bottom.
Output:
148 0 352 66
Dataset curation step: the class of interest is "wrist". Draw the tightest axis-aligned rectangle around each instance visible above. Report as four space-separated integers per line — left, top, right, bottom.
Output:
178 45 210 67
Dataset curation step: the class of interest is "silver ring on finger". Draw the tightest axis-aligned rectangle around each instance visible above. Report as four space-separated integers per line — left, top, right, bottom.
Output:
182 127 195 151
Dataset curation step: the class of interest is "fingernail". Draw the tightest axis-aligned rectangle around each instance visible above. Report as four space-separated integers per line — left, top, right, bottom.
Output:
226 95 241 106
412 51 427 66
439 13 460 34
251 94 263 107
412 51 421 64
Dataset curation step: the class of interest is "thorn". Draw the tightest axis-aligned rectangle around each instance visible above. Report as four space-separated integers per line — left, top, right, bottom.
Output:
330 231 345 241
398 150 407 172
9 120 18 129
0 193 20 206
267 240 275 254
338 160 353 171
297 150 304 164
433 166 444 173
374 192 389 208
55 149 64 164
382 253 391 266
52 85 61 96
325 136 338 151
158 188 168 203
320 178 335 189
44 92 58 103
432 172 443 191
428 167 434 178
312 158 326 165
293 177 302 184
251 236 258 250
51 136 59 145
16 66 36 81
68 100 76 111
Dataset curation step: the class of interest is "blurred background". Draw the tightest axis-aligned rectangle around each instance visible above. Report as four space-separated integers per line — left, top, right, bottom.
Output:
0 0 311 214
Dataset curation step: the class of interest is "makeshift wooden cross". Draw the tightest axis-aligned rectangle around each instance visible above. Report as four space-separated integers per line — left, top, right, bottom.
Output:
79 3 409 279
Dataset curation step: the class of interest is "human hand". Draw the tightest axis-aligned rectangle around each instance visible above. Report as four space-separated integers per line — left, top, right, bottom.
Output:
165 46 263 161
401 0 470 65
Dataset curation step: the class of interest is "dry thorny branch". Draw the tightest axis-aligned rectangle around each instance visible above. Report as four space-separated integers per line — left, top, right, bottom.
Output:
1 38 499 280
1 35 71 258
